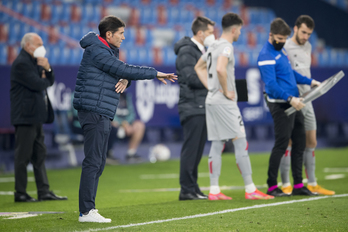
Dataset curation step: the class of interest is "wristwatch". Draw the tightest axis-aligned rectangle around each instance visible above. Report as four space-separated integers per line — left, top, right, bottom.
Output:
47 68 52 72
287 96 293 103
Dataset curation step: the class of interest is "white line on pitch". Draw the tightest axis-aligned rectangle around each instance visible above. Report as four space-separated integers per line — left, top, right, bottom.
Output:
139 173 210 179
0 177 35 183
323 167 348 172
81 193 348 232
119 184 267 193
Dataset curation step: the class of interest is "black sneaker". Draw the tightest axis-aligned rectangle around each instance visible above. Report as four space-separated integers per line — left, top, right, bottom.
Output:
267 187 290 197
196 192 208 199
179 192 201 201
292 186 318 196
125 154 143 163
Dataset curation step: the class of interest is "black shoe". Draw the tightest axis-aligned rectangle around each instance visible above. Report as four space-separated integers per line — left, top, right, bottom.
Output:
125 154 143 163
14 192 38 202
179 192 201 200
292 186 318 196
196 191 208 199
38 191 68 201
267 187 290 197
106 157 120 165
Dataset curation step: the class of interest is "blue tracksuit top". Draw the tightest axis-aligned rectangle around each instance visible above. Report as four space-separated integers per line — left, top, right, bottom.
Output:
257 41 312 102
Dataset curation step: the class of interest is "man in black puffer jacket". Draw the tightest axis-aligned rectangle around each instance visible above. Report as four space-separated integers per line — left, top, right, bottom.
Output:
174 16 215 201
75 16 176 223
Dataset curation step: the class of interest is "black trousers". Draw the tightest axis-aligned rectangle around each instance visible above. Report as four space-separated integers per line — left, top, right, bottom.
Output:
14 124 50 195
78 111 112 213
267 102 306 187
179 115 207 194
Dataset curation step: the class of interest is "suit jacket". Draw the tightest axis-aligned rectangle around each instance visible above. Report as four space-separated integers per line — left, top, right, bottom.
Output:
10 49 55 125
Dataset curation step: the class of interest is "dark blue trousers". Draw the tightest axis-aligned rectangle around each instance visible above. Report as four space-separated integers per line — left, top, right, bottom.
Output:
78 111 112 213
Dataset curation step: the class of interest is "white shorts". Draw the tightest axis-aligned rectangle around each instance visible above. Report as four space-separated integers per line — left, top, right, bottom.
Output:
301 102 317 131
206 103 246 141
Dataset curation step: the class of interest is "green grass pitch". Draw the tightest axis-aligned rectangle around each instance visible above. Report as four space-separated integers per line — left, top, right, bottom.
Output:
1 147 347 231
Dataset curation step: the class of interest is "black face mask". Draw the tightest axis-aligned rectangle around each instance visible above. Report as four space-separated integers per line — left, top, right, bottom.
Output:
272 39 285 51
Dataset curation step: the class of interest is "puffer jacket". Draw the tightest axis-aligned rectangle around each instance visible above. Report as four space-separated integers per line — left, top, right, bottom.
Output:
174 36 207 123
73 32 157 120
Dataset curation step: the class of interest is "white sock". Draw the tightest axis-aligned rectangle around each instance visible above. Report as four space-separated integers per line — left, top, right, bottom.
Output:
282 182 291 188
127 148 136 156
245 183 257 193
307 182 317 186
210 185 220 194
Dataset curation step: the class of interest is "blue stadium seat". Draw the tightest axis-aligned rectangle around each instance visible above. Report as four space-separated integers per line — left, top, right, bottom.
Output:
137 47 150 65
126 47 140 65
123 27 136 47
58 47 71 65
90 5 101 24
139 5 157 25
309 31 318 50
167 7 180 27
50 3 62 24
163 46 176 66
38 31 49 45
0 44 8 64
172 29 186 45
7 21 19 45
60 3 71 24
69 24 83 40
336 50 346 66
71 47 83 65
81 4 92 24
145 28 154 46
31 1 41 21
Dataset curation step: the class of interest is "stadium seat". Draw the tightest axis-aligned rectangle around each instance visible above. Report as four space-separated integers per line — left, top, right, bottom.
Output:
0 44 8 64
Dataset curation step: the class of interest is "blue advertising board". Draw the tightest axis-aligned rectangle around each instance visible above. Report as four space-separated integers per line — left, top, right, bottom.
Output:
1 65 347 130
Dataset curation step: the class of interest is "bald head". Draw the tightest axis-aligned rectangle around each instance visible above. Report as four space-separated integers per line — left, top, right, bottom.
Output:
21 33 43 56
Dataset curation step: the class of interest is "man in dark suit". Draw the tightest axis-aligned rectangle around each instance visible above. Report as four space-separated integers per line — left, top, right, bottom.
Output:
10 33 68 202
174 16 215 200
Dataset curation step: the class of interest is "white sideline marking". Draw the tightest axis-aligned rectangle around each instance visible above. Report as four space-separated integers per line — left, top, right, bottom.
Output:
0 177 35 183
140 173 210 179
324 167 348 173
0 190 61 196
325 174 345 180
119 184 267 193
82 194 348 232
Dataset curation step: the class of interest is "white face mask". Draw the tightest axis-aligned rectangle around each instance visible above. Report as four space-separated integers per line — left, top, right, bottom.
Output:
203 34 215 47
33 45 46 58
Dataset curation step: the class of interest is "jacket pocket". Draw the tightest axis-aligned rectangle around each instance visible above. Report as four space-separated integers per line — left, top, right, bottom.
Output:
22 97 35 117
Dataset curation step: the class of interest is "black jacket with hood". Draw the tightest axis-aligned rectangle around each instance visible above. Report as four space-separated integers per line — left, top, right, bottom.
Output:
174 36 208 124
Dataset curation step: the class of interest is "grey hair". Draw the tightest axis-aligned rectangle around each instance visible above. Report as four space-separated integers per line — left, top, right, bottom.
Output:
20 33 37 48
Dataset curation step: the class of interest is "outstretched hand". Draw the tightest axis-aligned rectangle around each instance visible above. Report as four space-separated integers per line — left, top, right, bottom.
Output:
156 71 177 85
115 79 128 93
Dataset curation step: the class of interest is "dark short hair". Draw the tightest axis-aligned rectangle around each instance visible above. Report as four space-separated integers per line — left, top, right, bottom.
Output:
191 16 215 35
295 15 315 30
221 13 243 31
98 15 126 38
270 18 291 36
